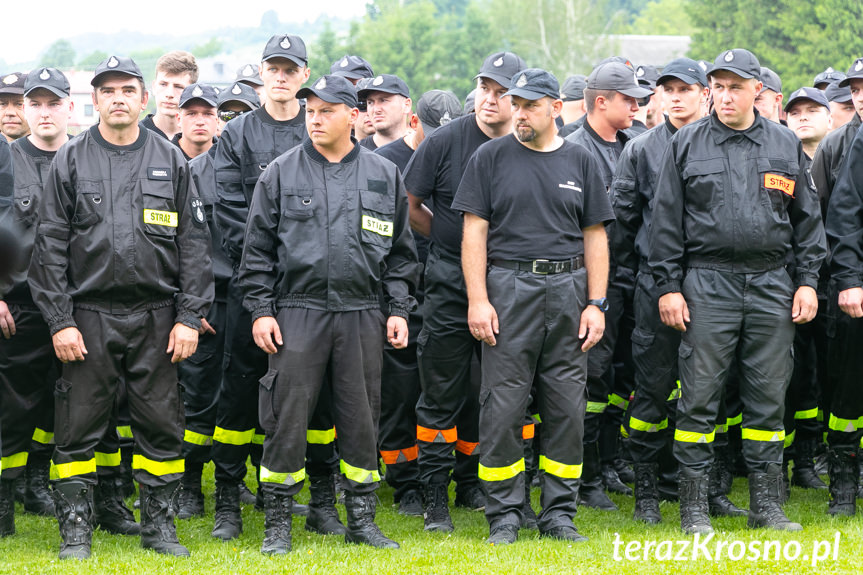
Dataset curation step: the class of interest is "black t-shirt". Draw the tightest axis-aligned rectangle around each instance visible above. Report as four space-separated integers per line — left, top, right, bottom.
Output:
375 137 414 172
452 135 614 260
141 114 169 140
404 114 490 257
359 134 377 150
565 119 627 190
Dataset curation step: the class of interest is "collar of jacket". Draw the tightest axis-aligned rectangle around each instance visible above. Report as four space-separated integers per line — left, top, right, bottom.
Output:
709 109 765 145
303 137 361 165
89 123 148 152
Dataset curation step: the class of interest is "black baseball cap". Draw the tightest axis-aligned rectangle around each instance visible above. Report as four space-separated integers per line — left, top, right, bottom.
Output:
825 81 852 104
218 82 261 110
463 89 476 114
0 72 26 95
24 67 70 98
475 52 527 88
759 67 782 94
636 65 660 89
657 58 708 87
710 49 761 80
296 75 358 108
505 68 561 101
838 58 863 87
596 56 634 69
560 75 587 101
357 74 410 99
814 67 846 89
697 60 713 75
261 34 307 67
586 61 653 98
235 63 263 86
417 90 462 136
330 55 374 80
179 83 219 108
783 87 829 113
91 56 144 87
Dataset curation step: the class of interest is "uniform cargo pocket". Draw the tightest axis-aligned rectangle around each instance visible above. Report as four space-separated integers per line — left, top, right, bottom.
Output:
360 190 395 249
281 190 315 220
142 185 179 237
53 378 73 446
72 182 103 229
258 369 279 434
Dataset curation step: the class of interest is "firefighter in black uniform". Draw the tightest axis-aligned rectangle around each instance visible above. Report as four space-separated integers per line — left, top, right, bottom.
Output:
649 49 826 534
28 56 214 559
454 68 613 545
239 74 418 554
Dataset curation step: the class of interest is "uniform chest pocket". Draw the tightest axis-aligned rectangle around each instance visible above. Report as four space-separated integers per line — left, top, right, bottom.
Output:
142 185 178 237
243 152 272 188
281 190 315 220
757 158 797 221
14 185 38 227
359 190 395 249
72 181 103 229
681 158 726 208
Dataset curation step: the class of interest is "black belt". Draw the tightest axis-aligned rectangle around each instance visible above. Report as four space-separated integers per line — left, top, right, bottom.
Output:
490 256 584 275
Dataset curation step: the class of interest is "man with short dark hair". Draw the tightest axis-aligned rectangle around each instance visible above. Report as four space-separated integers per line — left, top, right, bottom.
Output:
0 73 29 142
754 66 783 123
825 81 856 130
558 74 587 137
29 55 213 559
358 75 412 150
173 84 219 160
240 74 418 553
454 67 613 545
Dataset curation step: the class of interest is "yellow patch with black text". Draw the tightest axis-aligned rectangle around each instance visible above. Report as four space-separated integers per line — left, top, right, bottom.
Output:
144 209 178 227
764 173 795 197
362 215 393 237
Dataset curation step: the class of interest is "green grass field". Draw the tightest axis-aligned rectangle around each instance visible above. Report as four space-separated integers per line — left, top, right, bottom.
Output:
2 467 861 575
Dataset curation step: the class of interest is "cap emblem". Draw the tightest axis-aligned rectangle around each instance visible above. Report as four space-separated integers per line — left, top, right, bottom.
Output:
232 84 242 95
636 67 645 77
441 111 452 126
826 67 834 73
800 88 807 98
373 75 384 86
698 61 708 71
340 57 349 68
724 51 734 63
40 69 51 81
107 56 119 68
192 86 203 97
315 78 327 90
2 75 17 85
493 57 504 68
280 36 291 50
516 74 527 88
242 65 255 77
856 60 863 72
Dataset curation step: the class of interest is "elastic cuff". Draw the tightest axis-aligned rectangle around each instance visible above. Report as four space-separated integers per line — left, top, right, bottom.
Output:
49 316 77 336
176 312 202 331
251 305 276 322
388 306 410 320
656 281 681 296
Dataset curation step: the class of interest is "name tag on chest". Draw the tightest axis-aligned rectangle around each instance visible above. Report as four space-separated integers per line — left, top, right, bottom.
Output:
362 215 393 237
144 209 178 227
764 173 795 197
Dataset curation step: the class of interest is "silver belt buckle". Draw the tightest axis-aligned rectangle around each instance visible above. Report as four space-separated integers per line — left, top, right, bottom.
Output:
532 259 550 274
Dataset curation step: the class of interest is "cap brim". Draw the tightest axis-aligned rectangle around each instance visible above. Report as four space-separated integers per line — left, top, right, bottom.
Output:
357 87 408 99
708 65 757 80
238 78 264 87
783 97 828 113
332 70 364 80
618 85 654 98
474 72 512 88
181 97 218 108
504 87 556 101
219 98 259 110
420 121 439 136
657 72 702 87
836 75 863 88
262 54 307 68
90 70 143 87
24 85 69 99
296 87 356 107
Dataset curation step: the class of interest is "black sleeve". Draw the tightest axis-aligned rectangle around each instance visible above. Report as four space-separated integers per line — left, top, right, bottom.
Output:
610 143 642 272
382 169 419 319
787 143 827 289
214 123 247 266
403 134 441 200
450 147 490 220
580 150 615 229
238 166 281 321
648 140 686 295
827 132 863 291
0 139 15 293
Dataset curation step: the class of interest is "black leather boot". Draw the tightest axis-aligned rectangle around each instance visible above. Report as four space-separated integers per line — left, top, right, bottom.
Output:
522 475 537 529
23 459 54 516
679 467 712 534
211 481 242 540
791 437 827 490
827 448 857 516
0 479 15 537
632 463 661 524
305 474 347 535
423 482 453 532
139 482 190 556
708 461 747 517
177 464 204 519
53 480 93 560
94 477 140 535
344 492 399 549
578 442 617 510
747 465 803 530
260 488 292 554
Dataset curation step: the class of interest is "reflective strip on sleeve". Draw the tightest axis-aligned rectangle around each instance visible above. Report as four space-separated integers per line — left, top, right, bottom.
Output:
95 450 122 467
252 433 265 445
586 401 607 414
416 425 457 444
608 393 629 410
715 423 728 434
741 428 785 442
260 465 306 486
794 408 818 420
784 429 796 449
340 459 381 484
50 459 97 480
183 429 213 446
0 452 28 472
132 454 184 476
213 426 255 446
674 428 715 444
522 423 535 440
455 440 479 456
307 428 336 445
629 416 668 433
726 414 742 427
538 455 582 479
828 414 862 433
478 458 525 482
32 428 55 445
380 445 419 465
117 426 134 439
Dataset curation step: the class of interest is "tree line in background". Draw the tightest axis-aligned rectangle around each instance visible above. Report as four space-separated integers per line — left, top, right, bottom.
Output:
36 0 863 100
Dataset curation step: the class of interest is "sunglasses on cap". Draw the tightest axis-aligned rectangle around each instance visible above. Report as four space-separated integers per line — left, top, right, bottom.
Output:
218 109 248 122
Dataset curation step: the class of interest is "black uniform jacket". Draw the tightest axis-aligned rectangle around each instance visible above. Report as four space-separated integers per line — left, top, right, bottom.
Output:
827 127 863 291
239 139 419 322
190 146 232 301
811 113 861 215
214 106 307 265
28 124 214 334
649 112 827 296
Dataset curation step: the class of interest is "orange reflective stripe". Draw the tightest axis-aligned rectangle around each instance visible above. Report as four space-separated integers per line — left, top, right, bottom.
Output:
380 445 419 465
455 440 479 455
522 423 535 440
416 425 457 444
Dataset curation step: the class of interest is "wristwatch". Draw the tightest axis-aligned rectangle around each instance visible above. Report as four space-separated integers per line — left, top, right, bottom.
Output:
587 298 609 312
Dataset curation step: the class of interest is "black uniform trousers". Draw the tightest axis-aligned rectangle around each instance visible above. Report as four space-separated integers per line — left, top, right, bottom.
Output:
674 267 795 473
823 300 863 452
179 299 226 465
0 303 57 479
627 271 680 463
783 305 826 448
415 248 482 487
51 306 184 487
259 308 383 496
479 266 587 531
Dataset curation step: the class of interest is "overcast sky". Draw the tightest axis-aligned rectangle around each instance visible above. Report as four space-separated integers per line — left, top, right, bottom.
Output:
0 2 368 64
